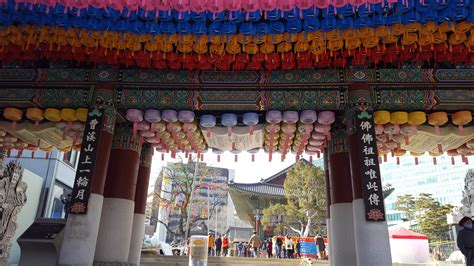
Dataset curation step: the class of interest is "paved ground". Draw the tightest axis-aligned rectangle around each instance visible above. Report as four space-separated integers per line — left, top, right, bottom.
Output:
141 255 328 266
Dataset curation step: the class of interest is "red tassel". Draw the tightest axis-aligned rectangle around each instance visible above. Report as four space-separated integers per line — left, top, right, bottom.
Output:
459 125 465 135
31 151 35 158
465 157 469 165
317 151 320 158
232 142 236 150
218 154 221 162
379 157 382 164
269 153 272 162
200 154 204 161
252 154 255 162
45 152 49 159
249 126 254 135
227 126 232 137
281 155 285 162
189 153 192 161
433 157 437 165
7 149 11 157
235 154 238 162
404 136 409 145
451 157 455 165
171 151 176 158
437 144 443 153
415 157 419 165
12 121 17 129
185 151 189 158
310 156 313 163
34 121 39 129
435 125 440 135
396 157 400 165
207 128 212 137
132 122 138 141
384 154 387 162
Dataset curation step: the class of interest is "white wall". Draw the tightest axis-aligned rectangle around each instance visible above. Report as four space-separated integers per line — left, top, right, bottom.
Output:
9 169 44 265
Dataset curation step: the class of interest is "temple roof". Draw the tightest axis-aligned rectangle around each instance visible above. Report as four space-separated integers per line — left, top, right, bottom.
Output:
228 182 285 197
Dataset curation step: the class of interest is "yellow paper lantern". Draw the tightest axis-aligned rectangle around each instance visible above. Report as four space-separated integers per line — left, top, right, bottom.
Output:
44 108 61 122
408 111 427 126
452 111 472 135
3 107 23 128
374 110 390 125
428 112 448 135
76 108 88 122
26 107 44 128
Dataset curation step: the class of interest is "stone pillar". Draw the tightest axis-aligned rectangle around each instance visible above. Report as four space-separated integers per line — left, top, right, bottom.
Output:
94 125 141 264
128 144 153 265
323 152 333 265
328 130 357 266
59 88 116 266
347 84 392 266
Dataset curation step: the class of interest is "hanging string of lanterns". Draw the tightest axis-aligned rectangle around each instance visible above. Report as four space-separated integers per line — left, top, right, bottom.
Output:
1 0 472 20
125 109 207 158
1 107 88 156
375 110 473 166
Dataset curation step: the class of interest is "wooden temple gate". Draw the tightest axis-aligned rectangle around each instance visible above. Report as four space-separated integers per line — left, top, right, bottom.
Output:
1 0 474 264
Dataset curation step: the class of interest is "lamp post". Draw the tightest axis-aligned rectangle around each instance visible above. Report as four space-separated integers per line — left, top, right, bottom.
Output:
252 209 262 235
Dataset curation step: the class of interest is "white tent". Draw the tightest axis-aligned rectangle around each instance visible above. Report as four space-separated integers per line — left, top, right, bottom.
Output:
389 227 430 264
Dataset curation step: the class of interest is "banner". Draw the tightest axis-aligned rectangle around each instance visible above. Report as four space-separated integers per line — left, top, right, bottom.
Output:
355 111 386 222
69 108 104 215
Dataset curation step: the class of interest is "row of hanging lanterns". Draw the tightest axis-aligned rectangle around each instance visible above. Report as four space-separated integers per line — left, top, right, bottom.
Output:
263 110 335 161
125 109 207 158
3 0 470 18
374 110 473 165
199 112 259 137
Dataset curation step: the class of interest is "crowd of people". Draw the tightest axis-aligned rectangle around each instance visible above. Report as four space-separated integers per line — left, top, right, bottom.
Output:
205 231 328 260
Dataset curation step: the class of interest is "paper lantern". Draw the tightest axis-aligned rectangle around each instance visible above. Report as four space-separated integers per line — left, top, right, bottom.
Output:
162 110 178 123
76 108 88 122
26 107 44 128
374 110 390 125
178 110 195 123
390 111 408 134
60 108 77 133
300 110 317 124
297 122 313 134
281 123 297 134
265 123 281 133
428 112 448 135
200 114 216 137
221 113 238 136
3 108 22 129
452 111 472 135
407 111 426 134
282 111 299 124
243 112 259 135
126 109 144 140
311 132 326 140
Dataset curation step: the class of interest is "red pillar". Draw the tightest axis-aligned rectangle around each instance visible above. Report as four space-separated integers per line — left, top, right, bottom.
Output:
59 88 116 266
129 144 153 264
327 129 356 265
95 125 141 263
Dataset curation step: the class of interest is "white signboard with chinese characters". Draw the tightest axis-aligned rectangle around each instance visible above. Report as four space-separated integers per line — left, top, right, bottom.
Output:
69 108 103 215
356 111 386 222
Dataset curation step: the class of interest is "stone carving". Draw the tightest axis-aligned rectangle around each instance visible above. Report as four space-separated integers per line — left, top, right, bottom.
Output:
453 169 474 222
0 156 27 263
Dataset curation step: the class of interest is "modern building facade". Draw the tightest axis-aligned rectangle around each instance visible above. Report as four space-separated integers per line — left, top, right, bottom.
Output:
381 154 472 227
153 162 235 243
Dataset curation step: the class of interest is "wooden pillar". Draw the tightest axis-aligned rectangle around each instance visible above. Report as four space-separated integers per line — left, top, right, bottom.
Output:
129 144 153 265
59 87 116 266
327 129 357 265
95 125 142 263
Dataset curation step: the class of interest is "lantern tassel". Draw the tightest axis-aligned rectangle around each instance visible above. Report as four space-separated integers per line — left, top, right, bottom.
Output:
459 125 465 135
415 157 419 165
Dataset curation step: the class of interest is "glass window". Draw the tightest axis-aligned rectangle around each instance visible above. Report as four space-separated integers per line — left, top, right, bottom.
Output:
63 150 79 168
50 182 72 219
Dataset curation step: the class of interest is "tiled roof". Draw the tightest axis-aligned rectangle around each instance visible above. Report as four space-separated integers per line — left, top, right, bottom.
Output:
228 182 285 197
262 158 310 183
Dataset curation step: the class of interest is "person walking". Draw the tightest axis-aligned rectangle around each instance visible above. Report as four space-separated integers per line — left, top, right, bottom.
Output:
285 235 294 258
457 216 474 266
248 231 261 257
266 237 273 258
295 240 301 258
222 235 229 256
208 233 215 256
315 234 326 260
272 235 277 258
276 234 283 258
237 241 243 257
215 235 222 256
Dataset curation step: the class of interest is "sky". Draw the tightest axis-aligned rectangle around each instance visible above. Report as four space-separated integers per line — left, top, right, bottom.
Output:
148 149 316 191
